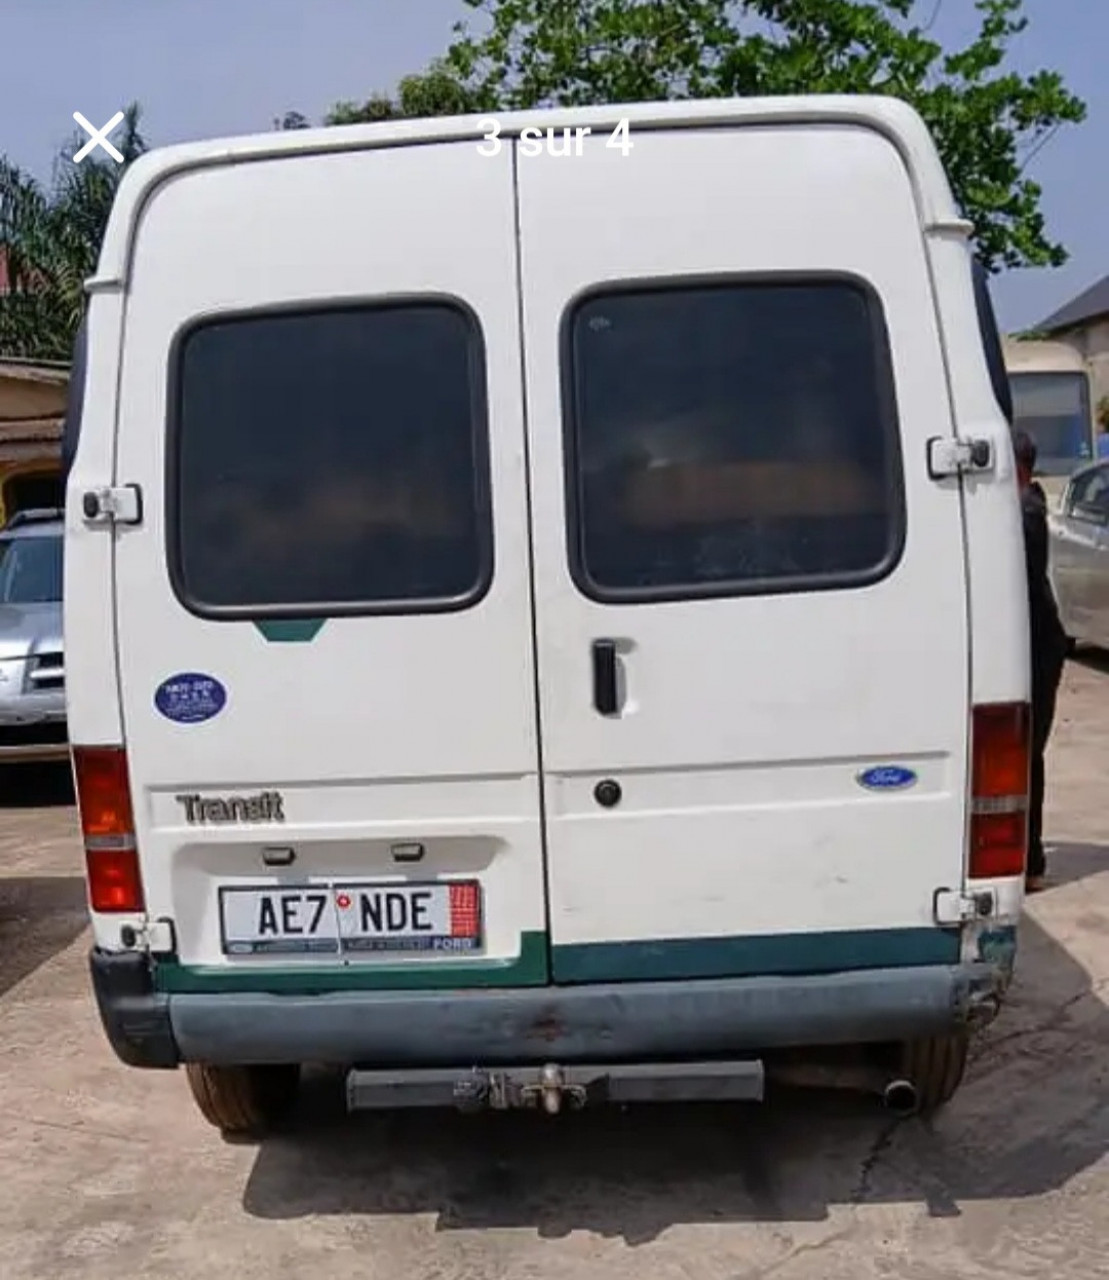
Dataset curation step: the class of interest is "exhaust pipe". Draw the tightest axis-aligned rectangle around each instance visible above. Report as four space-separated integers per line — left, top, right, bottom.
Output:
881 1078 920 1117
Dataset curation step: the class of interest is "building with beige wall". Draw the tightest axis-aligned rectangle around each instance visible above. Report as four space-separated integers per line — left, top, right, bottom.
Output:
1038 274 1109 421
0 360 68 527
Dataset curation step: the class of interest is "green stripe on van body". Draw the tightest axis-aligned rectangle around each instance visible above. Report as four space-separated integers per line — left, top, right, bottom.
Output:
253 619 327 642
154 930 549 995
154 927 959 996
551 927 961 985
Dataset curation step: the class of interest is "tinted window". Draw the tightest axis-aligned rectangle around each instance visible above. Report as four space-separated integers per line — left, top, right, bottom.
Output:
0 535 63 604
972 260 1013 425
170 303 491 615
565 281 904 599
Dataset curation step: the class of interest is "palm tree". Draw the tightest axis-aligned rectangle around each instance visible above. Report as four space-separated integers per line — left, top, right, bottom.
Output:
0 103 147 362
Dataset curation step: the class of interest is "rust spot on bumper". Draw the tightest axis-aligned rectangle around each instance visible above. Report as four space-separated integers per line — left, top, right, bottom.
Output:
526 1014 566 1043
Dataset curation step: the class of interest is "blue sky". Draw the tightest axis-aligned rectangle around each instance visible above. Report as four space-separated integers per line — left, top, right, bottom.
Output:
1 0 1103 331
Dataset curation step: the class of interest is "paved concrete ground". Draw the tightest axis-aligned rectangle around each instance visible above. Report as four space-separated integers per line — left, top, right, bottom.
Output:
2 662 1109 1280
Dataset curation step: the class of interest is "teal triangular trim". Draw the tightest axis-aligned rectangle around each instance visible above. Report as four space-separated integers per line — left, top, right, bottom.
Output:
254 619 326 643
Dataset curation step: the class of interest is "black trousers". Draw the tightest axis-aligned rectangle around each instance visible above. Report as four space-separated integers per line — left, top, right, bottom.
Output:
1028 649 1066 879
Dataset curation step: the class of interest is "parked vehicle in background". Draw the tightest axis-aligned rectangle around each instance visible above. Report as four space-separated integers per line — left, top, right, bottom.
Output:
0 509 67 762
1049 459 1109 649
1003 337 1096 507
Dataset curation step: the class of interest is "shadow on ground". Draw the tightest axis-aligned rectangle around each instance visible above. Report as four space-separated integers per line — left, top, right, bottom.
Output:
241 863 1109 1240
1048 841 1109 889
0 875 87 997
0 763 74 809
1072 647 1109 676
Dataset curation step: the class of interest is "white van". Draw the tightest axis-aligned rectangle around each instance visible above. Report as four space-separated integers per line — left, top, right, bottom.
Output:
65 96 1032 1135
1002 336 1096 508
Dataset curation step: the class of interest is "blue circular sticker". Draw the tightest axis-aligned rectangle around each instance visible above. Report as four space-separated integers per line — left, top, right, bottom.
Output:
154 672 227 725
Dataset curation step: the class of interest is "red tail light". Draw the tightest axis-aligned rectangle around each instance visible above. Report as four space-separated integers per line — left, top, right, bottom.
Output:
73 746 145 913
969 703 1030 880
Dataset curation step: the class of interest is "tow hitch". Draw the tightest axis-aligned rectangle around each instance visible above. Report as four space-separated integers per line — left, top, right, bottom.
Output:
455 1063 590 1113
346 1060 765 1112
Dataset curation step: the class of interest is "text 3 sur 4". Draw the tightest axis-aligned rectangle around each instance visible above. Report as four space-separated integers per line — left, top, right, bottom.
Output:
477 117 633 158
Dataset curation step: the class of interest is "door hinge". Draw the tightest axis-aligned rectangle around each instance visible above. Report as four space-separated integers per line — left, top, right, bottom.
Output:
82 483 143 526
139 918 176 956
934 887 996 926
927 437 994 480
121 917 176 956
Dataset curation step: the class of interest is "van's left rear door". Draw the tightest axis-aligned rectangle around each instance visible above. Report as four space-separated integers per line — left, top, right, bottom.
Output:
112 141 549 988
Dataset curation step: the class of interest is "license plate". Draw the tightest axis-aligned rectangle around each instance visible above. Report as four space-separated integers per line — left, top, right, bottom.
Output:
219 881 482 957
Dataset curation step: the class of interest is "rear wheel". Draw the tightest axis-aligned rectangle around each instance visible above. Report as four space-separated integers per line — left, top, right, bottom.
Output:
184 1063 301 1135
898 1032 969 1115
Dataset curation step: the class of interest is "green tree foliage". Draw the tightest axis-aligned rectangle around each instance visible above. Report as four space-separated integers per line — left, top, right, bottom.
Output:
0 104 147 361
348 0 1081 272
326 60 480 125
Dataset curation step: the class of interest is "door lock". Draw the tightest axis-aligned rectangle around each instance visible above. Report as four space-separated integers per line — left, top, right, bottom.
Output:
594 779 622 808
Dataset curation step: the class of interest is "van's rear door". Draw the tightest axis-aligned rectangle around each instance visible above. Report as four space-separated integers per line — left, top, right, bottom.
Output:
516 123 970 983
113 142 549 986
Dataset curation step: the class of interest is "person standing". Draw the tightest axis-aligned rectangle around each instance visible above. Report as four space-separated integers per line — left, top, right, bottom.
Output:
1012 430 1068 892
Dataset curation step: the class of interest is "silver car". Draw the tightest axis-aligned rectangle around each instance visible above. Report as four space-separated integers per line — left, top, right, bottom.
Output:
1049 461 1109 650
0 510 67 762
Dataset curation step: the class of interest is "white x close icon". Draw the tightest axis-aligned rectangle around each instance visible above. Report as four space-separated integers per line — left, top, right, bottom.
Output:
73 111 125 164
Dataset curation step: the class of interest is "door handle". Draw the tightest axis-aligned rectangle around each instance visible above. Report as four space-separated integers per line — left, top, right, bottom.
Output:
592 640 620 716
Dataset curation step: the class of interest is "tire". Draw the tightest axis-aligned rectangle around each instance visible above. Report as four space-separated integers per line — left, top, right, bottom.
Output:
184 1062 300 1136
898 1031 969 1115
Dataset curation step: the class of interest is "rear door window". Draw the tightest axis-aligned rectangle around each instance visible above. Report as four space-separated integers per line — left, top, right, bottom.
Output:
169 301 492 617
564 279 904 600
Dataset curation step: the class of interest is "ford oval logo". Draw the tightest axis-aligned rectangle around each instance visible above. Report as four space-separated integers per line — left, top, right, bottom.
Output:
858 765 918 791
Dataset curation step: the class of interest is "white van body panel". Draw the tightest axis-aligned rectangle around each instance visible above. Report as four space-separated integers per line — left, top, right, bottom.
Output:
91 97 965 291
106 143 548 974
931 237 1030 710
921 233 1030 925
62 293 144 950
516 124 970 975
62 291 126 749
66 98 1028 1062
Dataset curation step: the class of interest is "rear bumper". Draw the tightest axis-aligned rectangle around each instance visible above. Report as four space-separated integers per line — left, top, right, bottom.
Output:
0 699 68 761
89 948 1006 1071
0 740 69 762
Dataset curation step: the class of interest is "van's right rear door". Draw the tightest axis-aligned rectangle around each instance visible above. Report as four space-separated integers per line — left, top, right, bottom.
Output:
516 121 971 984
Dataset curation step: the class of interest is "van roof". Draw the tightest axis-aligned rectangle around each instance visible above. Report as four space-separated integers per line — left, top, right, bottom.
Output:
92 95 967 292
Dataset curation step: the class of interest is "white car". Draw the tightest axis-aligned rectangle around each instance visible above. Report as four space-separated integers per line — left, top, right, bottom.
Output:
1050 460 1109 649
0 510 67 762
